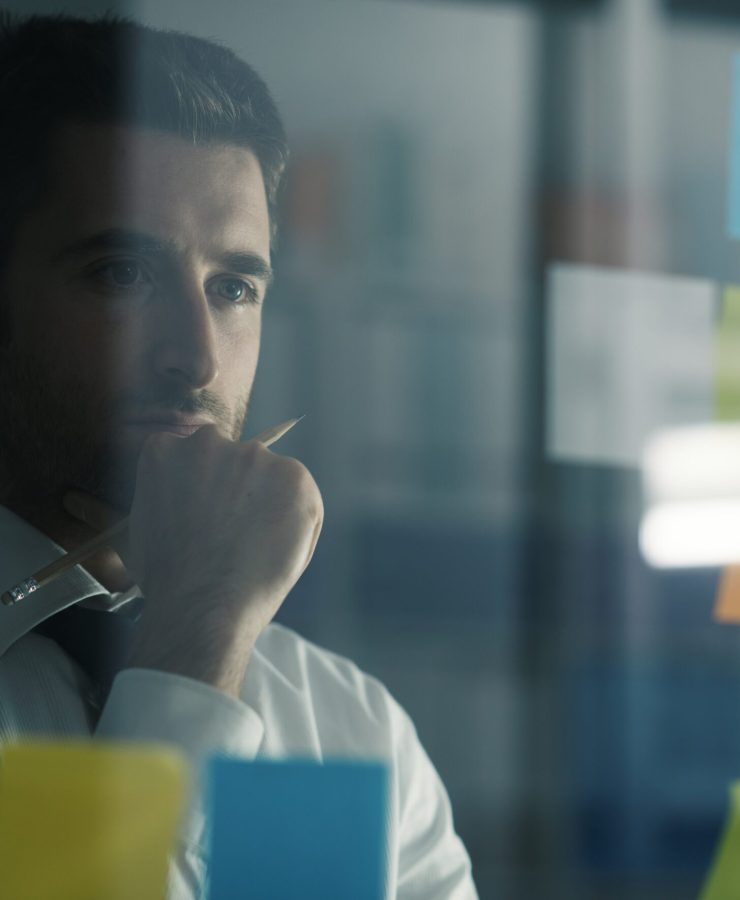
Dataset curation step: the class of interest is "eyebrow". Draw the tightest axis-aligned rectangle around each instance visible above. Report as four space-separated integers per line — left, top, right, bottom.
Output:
56 227 274 284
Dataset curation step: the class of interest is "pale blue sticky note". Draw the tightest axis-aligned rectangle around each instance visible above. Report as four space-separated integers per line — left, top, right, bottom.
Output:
728 56 740 238
206 757 388 900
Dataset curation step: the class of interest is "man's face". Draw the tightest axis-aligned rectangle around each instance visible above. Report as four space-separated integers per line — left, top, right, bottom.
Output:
0 123 271 510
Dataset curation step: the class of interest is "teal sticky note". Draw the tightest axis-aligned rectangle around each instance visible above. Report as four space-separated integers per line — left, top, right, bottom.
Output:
729 56 740 238
206 757 388 900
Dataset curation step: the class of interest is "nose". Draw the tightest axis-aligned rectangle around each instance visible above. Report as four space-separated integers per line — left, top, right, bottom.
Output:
150 281 219 390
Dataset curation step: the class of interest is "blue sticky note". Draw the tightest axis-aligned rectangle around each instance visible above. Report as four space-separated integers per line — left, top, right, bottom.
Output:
728 56 740 238
206 757 388 900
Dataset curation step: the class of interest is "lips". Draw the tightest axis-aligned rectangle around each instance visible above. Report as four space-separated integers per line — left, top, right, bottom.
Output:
123 415 215 436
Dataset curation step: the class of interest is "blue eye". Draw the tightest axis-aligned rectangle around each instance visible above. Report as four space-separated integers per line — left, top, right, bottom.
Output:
213 277 259 305
93 259 150 294
107 260 143 286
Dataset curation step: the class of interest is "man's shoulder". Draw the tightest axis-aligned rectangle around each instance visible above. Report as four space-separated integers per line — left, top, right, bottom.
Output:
249 623 405 754
252 622 391 708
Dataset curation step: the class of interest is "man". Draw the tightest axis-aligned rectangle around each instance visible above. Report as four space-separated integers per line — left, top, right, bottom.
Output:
0 13 477 899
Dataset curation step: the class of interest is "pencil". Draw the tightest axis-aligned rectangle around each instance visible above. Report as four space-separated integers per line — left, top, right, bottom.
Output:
1 416 304 607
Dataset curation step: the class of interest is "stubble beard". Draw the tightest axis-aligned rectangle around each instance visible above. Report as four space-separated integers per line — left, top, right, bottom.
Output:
0 341 251 512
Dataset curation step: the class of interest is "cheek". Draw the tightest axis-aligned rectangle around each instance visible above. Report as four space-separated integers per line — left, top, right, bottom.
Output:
215 325 260 413
223 339 260 398
41 306 148 401
221 316 261 374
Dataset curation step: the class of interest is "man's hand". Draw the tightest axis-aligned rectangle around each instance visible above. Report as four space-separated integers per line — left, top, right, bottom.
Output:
64 425 323 697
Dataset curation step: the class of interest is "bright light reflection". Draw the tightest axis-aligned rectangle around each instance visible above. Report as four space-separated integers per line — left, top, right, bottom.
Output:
643 423 740 503
640 499 740 568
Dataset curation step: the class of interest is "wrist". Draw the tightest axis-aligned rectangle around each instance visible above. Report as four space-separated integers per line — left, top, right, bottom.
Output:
127 606 256 698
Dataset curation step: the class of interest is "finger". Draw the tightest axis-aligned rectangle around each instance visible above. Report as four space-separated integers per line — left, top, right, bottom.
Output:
62 490 126 533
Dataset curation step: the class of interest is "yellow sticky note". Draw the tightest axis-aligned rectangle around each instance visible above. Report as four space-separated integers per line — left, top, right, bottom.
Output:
0 741 188 900
714 286 740 421
700 782 740 900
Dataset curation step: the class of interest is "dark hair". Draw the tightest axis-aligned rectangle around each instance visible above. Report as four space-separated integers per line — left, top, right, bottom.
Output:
0 13 288 257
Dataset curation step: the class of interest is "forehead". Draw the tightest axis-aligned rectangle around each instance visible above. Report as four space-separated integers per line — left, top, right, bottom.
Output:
32 123 271 260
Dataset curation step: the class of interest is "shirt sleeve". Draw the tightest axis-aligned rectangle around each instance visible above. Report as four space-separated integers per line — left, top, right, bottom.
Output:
389 698 479 900
94 667 265 900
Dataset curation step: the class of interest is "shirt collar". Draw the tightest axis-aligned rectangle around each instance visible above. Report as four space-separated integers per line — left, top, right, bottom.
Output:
0 505 108 657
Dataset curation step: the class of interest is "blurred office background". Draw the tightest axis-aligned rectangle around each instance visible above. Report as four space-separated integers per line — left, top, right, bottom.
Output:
9 0 740 895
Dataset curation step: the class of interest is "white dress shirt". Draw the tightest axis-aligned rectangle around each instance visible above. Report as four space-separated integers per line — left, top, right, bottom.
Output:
0 506 478 899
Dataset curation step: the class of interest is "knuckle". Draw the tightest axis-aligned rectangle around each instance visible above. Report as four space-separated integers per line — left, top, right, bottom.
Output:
280 457 323 519
240 438 264 461
281 455 309 486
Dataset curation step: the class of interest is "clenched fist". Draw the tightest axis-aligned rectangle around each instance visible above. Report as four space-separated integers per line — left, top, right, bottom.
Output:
65 425 323 697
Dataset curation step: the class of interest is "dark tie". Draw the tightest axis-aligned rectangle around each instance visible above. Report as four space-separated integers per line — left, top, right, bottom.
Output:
32 599 142 714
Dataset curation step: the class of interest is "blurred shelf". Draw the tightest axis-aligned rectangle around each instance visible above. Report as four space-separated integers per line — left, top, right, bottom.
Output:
273 256 529 326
